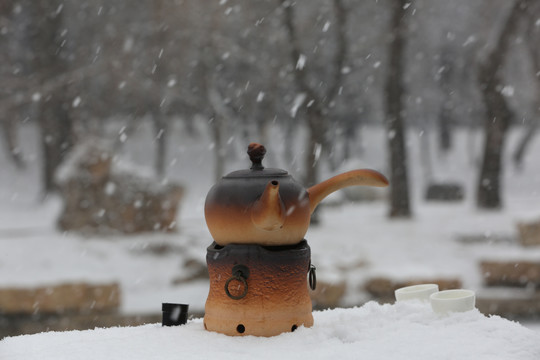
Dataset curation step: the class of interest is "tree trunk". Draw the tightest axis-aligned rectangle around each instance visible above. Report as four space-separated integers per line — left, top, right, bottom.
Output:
153 113 168 178
39 98 74 193
210 115 225 182
513 121 538 169
438 48 455 153
512 3 540 169
152 0 169 179
438 104 452 152
305 107 326 187
384 0 411 218
419 123 433 183
28 0 74 194
477 0 527 209
1 120 25 169
280 0 347 189
343 120 358 162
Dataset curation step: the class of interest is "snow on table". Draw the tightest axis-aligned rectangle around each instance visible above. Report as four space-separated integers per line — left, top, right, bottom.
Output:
2 301 539 360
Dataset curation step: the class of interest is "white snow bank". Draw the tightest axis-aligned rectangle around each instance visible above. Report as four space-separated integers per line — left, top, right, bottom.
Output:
2 302 539 360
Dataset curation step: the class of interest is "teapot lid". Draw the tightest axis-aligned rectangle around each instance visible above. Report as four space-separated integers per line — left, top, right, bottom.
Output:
223 143 289 179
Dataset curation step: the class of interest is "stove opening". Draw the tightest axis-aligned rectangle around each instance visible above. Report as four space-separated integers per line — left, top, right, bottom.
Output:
236 324 246 334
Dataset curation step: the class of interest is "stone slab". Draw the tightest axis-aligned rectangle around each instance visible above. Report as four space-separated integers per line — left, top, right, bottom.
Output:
0 282 120 315
365 277 462 302
517 220 540 246
480 261 540 287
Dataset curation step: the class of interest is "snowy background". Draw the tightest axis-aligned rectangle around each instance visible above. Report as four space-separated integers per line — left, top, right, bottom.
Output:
0 122 539 325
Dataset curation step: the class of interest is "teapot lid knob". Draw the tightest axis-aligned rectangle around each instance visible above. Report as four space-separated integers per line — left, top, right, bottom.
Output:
247 143 266 170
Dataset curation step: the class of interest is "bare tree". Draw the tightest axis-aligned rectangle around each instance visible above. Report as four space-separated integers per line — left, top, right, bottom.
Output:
477 0 529 209
0 1 25 169
27 0 75 194
437 47 456 152
150 1 169 178
385 0 412 218
512 1 540 169
280 0 348 187
0 120 24 169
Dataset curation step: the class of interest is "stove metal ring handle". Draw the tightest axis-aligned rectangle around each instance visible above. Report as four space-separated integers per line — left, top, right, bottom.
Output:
225 265 250 300
309 263 317 291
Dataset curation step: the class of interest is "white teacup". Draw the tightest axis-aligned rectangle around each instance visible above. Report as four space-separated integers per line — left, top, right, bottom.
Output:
430 289 476 314
394 284 439 302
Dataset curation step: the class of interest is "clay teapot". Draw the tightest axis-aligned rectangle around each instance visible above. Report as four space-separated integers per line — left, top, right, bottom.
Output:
204 143 389 246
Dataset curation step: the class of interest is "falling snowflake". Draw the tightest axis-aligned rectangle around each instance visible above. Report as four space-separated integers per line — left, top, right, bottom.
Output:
322 21 331 32
296 54 307 70
501 85 515 97
72 97 81 108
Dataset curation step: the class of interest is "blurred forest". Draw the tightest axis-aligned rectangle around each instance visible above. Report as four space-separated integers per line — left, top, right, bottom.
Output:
1 0 539 217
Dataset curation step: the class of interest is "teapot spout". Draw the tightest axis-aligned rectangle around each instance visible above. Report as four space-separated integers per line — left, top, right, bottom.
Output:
251 180 286 231
307 169 389 214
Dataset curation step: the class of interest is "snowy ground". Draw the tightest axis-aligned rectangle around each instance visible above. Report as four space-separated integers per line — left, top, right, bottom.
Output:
0 122 539 330
2 302 539 360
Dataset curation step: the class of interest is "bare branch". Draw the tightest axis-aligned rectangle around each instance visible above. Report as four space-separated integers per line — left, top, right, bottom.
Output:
279 0 319 103
279 0 348 106
326 0 347 101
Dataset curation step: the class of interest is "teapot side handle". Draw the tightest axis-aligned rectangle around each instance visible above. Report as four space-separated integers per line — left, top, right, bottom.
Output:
306 169 389 214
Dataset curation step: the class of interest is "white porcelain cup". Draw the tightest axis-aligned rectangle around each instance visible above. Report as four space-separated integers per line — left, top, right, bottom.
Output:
430 289 476 314
394 284 439 302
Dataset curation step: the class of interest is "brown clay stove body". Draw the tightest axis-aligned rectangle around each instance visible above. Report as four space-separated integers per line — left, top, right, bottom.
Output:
203 143 388 337
204 241 314 336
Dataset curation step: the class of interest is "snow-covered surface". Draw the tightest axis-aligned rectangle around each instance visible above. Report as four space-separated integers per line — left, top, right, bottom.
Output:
0 122 539 323
2 302 539 360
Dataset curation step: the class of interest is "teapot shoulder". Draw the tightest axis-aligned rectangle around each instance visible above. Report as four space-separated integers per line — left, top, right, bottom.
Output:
205 177 307 208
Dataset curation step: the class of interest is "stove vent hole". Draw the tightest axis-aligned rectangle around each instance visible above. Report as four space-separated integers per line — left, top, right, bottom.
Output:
291 324 298 332
236 324 245 334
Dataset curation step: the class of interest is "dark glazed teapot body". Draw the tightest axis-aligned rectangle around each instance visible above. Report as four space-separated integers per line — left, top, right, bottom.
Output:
205 169 311 246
